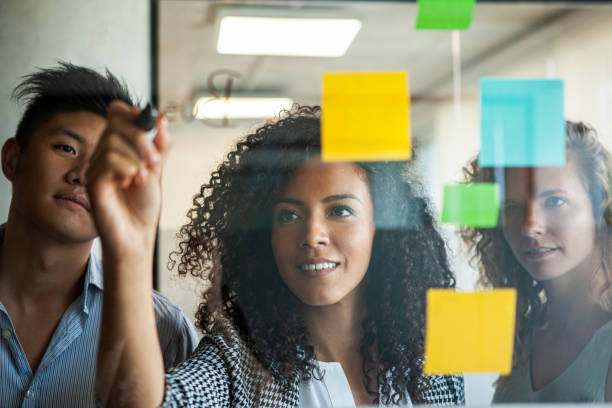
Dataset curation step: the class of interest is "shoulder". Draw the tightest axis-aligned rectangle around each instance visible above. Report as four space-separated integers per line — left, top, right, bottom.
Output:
152 290 196 334
162 337 232 407
422 375 465 406
604 319 612 401
152 289 185 315
588 318 612 401
606 354 612 402
151 290 199 368
162 321 299 407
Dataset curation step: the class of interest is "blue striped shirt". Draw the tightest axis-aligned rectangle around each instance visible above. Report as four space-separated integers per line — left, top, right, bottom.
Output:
0 231 199 407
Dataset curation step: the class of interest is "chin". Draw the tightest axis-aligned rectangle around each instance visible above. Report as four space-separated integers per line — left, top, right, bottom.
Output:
524 267 566 282
295 291 344 307
47 219 97 244
302 299 337 307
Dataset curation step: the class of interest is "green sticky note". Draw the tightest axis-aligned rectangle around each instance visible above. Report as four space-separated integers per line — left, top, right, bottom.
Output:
441 183 500 228
415 0 476 30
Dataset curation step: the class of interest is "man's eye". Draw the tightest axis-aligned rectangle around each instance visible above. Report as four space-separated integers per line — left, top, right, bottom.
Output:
331 206 354 217
54 144 76 155
276 209 299 224
544 196 566 209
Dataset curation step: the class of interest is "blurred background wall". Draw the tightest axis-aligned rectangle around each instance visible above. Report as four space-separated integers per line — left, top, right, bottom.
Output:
0 0 151 218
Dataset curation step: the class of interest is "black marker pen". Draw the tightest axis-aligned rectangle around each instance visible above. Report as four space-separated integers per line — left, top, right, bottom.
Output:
134 103 158 141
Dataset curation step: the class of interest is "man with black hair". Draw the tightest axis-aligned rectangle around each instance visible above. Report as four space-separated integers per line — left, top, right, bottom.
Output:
0 62 197 407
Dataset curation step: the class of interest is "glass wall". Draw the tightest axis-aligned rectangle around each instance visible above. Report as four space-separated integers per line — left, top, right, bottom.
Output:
157 1 612 404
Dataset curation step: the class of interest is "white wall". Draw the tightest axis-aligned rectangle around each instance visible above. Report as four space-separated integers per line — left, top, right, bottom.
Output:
0 0 151 219
157 120 255 332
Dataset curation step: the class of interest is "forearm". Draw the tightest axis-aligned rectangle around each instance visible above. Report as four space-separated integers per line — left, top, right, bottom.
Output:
97 255 165 408
88 102 173 407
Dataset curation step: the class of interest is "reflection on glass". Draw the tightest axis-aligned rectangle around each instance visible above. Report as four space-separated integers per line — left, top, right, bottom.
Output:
158 2 612 404
462 121 612 402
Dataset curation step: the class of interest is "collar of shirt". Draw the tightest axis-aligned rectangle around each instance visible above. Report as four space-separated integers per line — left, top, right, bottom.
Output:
82 248 103 314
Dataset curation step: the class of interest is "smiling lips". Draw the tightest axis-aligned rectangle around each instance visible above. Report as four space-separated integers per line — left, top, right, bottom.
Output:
54 192 91 212
297 259 340 277
523 246 558 260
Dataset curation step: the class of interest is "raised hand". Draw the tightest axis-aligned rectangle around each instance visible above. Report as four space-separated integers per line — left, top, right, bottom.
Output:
88 101 171 407
87 101 171 263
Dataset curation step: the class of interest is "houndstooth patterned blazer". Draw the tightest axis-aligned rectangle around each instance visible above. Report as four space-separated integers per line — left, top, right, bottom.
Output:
161 318 465 407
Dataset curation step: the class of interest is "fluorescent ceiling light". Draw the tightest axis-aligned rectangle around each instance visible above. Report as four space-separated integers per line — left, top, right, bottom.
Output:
194 97 293 120
217 16 361 57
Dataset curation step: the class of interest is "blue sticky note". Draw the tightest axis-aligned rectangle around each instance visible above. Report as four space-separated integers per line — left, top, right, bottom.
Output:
479 79 565 167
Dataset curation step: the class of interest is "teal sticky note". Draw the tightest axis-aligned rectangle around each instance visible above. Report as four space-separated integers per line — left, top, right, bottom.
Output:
441 183 500 228
479 79 565 167
415 0 476 30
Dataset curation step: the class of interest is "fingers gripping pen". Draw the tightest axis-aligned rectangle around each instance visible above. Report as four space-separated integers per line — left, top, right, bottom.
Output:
134 103 158 141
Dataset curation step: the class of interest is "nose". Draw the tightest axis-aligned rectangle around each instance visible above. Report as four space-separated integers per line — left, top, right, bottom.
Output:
301 214 330 248
65 157 89 185
521 201 545 237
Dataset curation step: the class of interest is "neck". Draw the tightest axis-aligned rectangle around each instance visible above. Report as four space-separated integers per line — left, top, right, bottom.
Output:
0 214 92 309
302 287 367 363
542 259 610 328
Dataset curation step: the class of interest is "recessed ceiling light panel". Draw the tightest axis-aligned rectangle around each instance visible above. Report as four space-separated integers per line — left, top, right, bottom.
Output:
194 97 294 120
217 16 361 57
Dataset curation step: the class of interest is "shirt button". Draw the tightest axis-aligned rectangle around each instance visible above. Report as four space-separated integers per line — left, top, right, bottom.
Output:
25 389 35 398
1 329 11 339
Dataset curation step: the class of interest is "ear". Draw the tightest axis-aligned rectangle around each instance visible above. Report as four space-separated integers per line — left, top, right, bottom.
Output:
2 138 21 182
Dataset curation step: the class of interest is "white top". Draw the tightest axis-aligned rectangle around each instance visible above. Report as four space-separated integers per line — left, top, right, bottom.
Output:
299 361 413 407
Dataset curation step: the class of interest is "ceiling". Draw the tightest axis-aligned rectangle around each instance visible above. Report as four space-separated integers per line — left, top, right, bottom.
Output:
155 0 612 231
158 1 584 114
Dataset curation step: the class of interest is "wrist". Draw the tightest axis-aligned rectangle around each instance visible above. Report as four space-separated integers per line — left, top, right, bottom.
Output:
100 233 156 264
102 251 155 291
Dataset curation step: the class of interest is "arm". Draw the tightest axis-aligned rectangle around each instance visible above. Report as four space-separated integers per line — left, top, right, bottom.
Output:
422 375 465 406
87 101 172 407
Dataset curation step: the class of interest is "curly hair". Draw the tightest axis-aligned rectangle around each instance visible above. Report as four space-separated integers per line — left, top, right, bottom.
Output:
461 121 612 372
170 104 456 404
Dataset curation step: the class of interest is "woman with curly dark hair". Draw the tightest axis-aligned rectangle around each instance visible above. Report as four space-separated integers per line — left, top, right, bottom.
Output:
462 121 612 402
89 103 464 407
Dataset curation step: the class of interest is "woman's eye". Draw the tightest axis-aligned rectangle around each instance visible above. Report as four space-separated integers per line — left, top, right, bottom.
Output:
276 209 299 224
54 144 76 155
544 196 566 209
330 206 354 217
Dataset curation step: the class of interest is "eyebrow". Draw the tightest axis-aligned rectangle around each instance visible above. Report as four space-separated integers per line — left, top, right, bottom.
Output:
276 194 363 206
538 188 565 198
503 189 566 204
55 129 87 145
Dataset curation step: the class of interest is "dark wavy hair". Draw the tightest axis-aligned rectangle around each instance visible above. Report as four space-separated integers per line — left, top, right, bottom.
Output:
461 121 612 372
170 105 456 404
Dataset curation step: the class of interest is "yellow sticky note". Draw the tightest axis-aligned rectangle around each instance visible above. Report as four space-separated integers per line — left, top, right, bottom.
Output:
424 289 517 374
321 72 411 162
